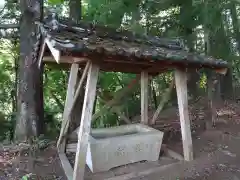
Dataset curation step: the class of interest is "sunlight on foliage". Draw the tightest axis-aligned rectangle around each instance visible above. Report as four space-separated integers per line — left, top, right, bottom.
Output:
0 0 237 141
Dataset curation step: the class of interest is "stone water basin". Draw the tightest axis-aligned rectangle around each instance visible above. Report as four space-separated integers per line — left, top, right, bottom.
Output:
86 123 164 173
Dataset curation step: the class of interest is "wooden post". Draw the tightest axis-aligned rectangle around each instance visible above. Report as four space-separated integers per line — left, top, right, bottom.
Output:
57 63 79 150
73 62 99 180
141 71 148 125
174 69 193 161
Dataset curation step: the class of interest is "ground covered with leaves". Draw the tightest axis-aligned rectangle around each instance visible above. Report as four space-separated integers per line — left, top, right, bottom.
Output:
0 142 66 180
0 99 240 179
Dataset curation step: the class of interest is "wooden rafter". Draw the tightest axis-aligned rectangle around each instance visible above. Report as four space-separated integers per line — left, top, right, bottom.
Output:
45 38 61 63
73 62 99 180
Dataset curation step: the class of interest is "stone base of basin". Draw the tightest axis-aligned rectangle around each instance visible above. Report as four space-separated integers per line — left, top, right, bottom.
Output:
86 123 164 173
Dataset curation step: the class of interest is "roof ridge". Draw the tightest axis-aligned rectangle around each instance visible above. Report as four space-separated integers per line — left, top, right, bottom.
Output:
42 13 186 50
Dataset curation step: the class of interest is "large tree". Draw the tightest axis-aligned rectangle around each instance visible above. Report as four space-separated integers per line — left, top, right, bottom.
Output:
15 0 44 141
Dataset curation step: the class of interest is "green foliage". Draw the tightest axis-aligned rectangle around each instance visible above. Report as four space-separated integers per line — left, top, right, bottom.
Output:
0 0 238 139
48 0 64 5
21 173 33 180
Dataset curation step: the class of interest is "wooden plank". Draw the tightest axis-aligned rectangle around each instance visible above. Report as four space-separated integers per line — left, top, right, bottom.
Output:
161 145 184 161
150 79 174 125
43 56 88 64
38 39 46 68
109 106 131 124
66 143 77 153
73 62 99 180
98 97 131 124
174 69 193 161
141 71 149 124
92 75 140 122
164 148 184 161
58 152 73 180
45 38 61 63
60 62 90 138
57 63 79 150
68 62 90 119
71 75 140 136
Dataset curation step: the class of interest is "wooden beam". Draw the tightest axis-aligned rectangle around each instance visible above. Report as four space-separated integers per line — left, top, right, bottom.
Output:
161 144 184 161
43 56 88 64
58 152 74 180
45 38 61 63
69 62 90 117
99 96 131 124
174 69 193 161
110 106 131 124
141 71 149 125
57 63 79 150
98 96 131 124
66 143 77 153
71 75 140 136
215 67 228 75
150 79 174 125
73 62 99 180
60 62 90 138
38 39 47 68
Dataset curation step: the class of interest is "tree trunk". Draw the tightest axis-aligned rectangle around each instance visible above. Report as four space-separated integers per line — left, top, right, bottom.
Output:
68 0 83 134
211 7 232 100
179 0 200 99
204 10 215 129
229 2 240 53
220 68 233 100
15 0 43 141
206 70 217 128
69 0 81 20
13 54 18 113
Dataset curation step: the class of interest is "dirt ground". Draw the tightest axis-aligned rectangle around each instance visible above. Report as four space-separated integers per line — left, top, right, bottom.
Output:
1 101 240 179
0 143 66 180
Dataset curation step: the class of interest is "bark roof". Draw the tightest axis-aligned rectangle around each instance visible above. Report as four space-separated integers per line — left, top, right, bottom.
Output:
40 14 228 70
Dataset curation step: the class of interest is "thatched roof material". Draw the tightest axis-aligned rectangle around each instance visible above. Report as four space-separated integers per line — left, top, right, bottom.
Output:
39 14 228 74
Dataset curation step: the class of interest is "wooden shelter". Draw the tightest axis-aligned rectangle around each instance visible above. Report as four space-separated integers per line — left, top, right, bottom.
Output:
38 14 228 180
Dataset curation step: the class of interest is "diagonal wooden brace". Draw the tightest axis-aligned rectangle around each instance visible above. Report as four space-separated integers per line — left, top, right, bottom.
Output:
71 75 140 135
150 79 174 125
57 63 79 149
57 62 90 149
